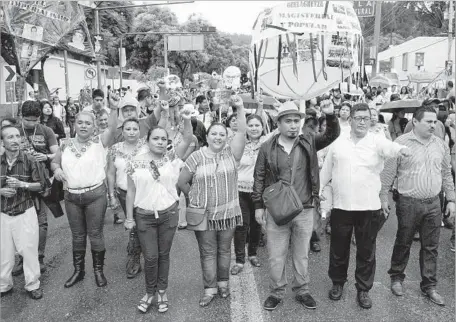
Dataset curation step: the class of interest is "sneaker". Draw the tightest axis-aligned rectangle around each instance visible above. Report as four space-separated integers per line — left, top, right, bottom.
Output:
357 291 372 309
27 288 43 300
296 293 317 309
12 256 23 276
263 296 281 311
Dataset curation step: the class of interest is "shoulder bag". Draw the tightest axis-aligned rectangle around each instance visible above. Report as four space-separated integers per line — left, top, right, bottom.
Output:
262 145 303 226
186 153 209 231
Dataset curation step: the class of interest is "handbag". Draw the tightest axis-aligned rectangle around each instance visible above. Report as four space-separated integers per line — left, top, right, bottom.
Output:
186 154 209 231
262 145 303 226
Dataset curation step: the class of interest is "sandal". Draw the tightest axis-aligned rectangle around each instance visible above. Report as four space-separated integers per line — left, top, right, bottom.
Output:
230 263 244 275
157 290 169 313
219 287 230 299
199 292 215 307
249 256 261 267
137 294 154 313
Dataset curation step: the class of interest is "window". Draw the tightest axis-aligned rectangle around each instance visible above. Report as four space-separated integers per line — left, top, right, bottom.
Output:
402 53 408 71
415 52 424 67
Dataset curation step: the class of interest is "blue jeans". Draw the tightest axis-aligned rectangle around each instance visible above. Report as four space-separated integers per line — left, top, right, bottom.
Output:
388 195 442 291
266 208 313 299
135 203 178 295
195 228 235 291
64 185 107 252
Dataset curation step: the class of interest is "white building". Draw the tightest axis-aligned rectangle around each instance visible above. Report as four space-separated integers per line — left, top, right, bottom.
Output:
378 37 455 84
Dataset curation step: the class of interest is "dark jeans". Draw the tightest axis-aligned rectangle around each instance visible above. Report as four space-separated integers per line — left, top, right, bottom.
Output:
311 208 322 243
195 228 235 290
329 208 386 292
135 203 178 295
233 192 262 264
64 185 107 252
388 195 441 291
35 197 48 259
68 120 76 138
117 188 141 255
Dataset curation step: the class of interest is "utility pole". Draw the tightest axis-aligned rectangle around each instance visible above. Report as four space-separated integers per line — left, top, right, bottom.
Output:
449 1 454 65
372 1 382 77
94 8 102 89
164 35 169 76
63 50 70 99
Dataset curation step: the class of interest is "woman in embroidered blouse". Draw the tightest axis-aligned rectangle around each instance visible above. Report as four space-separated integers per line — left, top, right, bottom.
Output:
51 95 119 289
123 107 193 314
106 118 145 279
177 95 247 307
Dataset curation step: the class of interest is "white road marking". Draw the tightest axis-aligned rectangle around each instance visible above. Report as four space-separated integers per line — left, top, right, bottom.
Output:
230 247 267 322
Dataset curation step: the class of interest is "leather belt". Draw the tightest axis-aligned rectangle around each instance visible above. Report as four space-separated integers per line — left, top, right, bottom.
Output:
400 194 439 204
67 182 104 194
2 210 26 217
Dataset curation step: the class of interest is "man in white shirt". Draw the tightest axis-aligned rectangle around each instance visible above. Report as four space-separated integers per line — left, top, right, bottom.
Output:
52 96 66 124
83 89 110 115
319 103 410 309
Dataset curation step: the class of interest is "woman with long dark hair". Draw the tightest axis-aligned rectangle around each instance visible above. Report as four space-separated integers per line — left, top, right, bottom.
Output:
123 107 193 313
65 97 79 138
51 95 119 289
40 100 66 143
231 114 270 275
177 95 246 307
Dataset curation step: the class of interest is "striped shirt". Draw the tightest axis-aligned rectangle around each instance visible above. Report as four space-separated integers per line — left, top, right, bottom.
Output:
380 131 455 203
1 151 41 215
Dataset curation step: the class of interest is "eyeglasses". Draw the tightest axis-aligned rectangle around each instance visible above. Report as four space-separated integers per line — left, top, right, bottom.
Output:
353 117 371 123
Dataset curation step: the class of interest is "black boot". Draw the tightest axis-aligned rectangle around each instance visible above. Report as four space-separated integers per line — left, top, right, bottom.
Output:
92 250 107 287
64 251 86 288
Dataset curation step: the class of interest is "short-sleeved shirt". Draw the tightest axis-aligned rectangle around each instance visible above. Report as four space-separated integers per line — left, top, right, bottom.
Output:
18 124 58 155
126 149 183 212
184 147 242 230
1 151 42 215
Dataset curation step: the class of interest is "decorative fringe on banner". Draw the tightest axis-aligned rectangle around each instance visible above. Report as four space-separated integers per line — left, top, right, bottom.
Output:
286 33 298 79
310 33 317 82
208 216 243 231
277 35 282 86
321 34 328 81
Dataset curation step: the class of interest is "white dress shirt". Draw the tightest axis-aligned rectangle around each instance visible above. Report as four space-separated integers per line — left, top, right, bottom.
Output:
319 132 405 211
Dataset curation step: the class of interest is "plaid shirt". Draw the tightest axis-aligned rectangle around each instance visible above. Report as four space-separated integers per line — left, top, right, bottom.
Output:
1 151 41 215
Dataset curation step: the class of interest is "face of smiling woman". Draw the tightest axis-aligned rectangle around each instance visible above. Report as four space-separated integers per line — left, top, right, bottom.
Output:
207 124 228 153
75 113 96 139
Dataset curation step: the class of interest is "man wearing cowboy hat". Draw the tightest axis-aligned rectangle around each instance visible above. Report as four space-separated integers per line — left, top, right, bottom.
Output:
252 99 340 311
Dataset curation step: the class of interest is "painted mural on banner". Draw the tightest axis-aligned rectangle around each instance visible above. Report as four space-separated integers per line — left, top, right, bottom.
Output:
2 1 94 76
249 1 362 100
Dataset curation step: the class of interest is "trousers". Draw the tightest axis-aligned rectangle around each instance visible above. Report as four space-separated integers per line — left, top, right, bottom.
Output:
1 207 40 292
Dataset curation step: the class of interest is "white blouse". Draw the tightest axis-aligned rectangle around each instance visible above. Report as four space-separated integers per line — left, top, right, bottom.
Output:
61 135 107 189
126 149 183 215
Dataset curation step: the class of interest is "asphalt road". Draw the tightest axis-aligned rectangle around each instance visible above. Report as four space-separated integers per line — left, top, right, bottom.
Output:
1 198 454 322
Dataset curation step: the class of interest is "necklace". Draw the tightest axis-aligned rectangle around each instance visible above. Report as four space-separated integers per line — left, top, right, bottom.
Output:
69 137 93 158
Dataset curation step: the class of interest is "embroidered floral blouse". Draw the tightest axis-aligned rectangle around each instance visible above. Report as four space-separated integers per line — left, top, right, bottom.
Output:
126 149 183 213
108 138 146 191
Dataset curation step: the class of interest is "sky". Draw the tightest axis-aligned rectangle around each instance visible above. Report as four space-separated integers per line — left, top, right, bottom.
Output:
168 1 281 34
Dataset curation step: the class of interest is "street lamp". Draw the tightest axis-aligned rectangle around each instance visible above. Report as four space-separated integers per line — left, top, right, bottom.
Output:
92 0 195 89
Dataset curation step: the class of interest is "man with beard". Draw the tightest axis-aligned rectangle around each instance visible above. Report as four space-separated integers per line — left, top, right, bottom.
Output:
253 100 340 311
